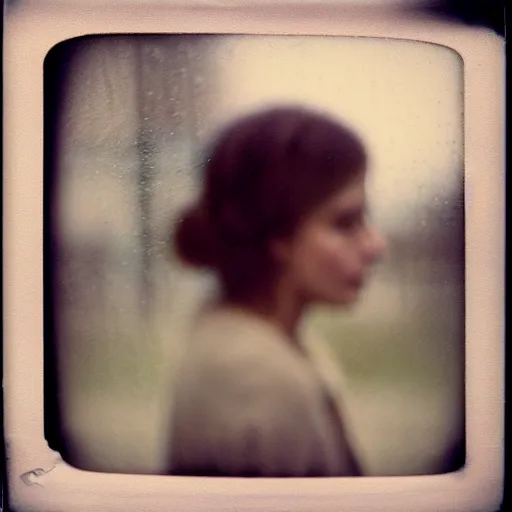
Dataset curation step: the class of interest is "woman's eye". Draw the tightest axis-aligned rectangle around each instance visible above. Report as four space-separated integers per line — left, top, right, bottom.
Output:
334 215 359 231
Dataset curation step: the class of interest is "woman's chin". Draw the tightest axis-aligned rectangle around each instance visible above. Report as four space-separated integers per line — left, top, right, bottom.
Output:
319 288 361 307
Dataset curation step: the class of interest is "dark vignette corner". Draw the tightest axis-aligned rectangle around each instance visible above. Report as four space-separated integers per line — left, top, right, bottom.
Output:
43 39 83 465
413 0 506 37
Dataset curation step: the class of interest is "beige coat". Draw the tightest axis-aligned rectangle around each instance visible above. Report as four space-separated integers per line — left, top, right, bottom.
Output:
167 307 363 477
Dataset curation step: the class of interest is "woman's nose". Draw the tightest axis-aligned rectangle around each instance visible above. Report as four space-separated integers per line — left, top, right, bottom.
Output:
363 227 387 263
373 230 388 258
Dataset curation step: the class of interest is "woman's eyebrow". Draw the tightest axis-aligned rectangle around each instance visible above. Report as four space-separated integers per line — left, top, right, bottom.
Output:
336 203 367 218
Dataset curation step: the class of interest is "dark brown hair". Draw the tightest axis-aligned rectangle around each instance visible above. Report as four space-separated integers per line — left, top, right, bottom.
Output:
173 105 367 299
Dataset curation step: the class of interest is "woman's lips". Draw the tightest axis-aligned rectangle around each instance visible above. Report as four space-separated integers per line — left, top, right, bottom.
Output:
347 276 364 289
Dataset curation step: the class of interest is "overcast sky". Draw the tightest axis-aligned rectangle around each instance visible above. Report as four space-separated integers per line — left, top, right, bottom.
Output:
53 34 463 241
212 36 463 233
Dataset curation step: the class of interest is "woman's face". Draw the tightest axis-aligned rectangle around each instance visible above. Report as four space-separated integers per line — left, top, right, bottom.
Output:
276 175 387 306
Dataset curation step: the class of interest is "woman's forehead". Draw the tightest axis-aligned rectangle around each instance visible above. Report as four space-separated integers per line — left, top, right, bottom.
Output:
323 178 367 212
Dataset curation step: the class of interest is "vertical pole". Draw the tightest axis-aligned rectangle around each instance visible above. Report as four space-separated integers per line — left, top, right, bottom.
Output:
134 41 155 321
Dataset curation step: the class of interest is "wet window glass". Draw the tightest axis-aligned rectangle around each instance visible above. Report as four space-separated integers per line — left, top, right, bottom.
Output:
45 35 464 476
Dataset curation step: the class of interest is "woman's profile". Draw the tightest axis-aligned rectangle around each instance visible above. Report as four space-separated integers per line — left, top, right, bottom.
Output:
167 105 386 477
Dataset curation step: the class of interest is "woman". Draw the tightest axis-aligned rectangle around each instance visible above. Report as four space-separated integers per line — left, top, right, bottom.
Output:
167 105 386 477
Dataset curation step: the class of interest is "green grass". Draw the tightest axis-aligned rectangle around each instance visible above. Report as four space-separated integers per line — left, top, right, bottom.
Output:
58 307 464 475
62 326 167 401
308 311 464 391
62 309 463 404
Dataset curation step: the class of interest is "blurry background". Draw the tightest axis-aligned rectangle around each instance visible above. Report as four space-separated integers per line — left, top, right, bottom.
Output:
45 34 464 476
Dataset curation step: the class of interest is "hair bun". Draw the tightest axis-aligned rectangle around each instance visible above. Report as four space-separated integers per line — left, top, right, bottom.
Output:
173 205 218 268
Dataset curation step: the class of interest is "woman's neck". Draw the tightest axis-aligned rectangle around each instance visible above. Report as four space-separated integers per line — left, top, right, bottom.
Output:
221 279 307 343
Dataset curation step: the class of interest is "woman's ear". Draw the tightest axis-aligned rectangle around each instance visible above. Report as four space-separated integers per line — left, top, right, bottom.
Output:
269 237 293 263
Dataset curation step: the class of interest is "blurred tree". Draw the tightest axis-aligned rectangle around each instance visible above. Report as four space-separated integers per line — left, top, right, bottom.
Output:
129 36 218 318
385 178 464 284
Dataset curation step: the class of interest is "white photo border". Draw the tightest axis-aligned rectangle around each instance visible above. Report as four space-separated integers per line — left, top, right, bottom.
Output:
3 2 505 511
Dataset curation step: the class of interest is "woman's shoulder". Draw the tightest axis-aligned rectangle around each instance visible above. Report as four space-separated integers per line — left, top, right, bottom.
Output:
178 307 318 395
169 308 365 477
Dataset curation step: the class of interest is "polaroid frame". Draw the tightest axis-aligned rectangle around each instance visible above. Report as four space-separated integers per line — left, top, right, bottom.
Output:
3 1 505 511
